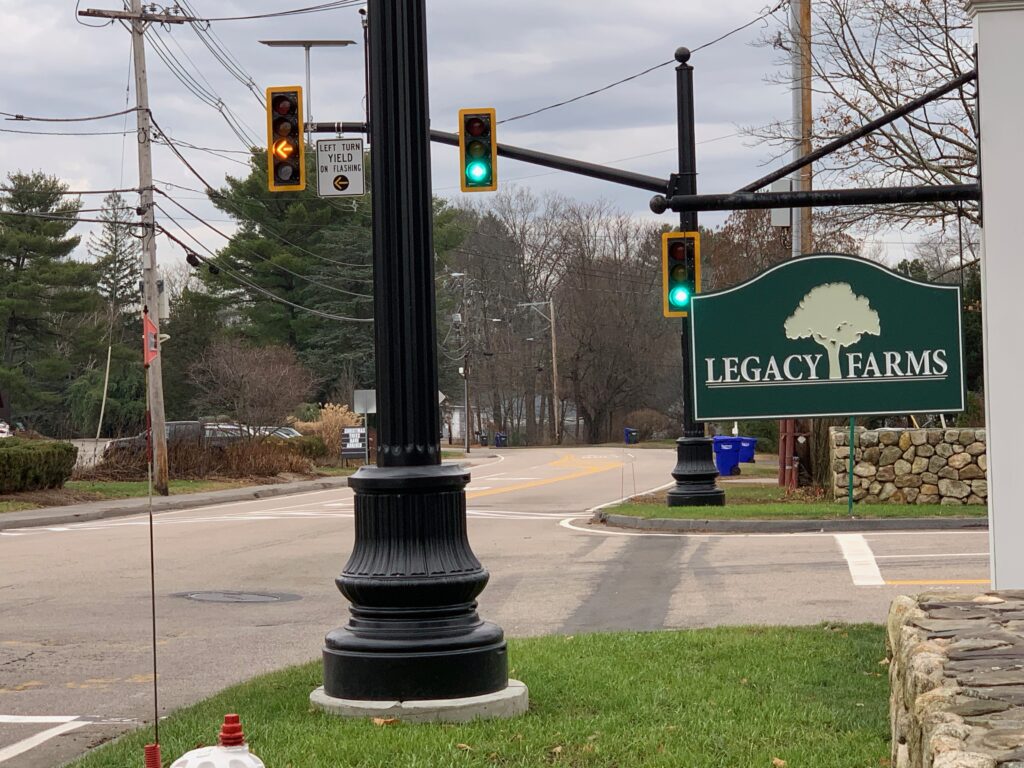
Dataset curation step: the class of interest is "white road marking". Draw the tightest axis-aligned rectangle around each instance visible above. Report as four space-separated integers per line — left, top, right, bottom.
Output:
0 720 88 764
874 552 989 559
0 716 80 724
835 534 886 586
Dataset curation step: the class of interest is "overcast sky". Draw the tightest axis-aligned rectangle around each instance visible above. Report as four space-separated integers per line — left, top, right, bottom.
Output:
1 0 918 266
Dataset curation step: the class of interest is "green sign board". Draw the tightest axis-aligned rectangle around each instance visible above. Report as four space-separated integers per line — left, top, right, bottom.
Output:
690 254 965 420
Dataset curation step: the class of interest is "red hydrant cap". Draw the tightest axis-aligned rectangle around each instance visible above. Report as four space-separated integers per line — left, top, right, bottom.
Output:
218 714 245 747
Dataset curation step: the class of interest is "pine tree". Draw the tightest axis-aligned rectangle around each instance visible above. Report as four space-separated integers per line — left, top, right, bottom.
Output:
0 171 100 431
89 191 141 327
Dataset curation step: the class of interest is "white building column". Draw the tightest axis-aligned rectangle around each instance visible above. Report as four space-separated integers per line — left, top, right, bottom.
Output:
967 0 1024 589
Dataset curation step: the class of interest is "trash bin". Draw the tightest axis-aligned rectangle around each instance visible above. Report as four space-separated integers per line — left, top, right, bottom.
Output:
495 432 508 448
738 437 758 463
623 427 639 445
712 435 741 476
479 431 489 447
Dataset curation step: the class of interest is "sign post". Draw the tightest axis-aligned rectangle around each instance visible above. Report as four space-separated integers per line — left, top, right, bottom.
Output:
968 0 1024 589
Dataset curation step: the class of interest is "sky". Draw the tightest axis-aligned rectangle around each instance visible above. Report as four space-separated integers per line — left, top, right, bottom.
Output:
0 0 918 267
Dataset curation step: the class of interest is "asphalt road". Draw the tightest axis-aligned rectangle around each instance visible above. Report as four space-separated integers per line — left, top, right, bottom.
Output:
0 446 991 767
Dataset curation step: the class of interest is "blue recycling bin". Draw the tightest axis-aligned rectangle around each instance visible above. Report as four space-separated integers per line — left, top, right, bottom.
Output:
623 427 639 445
495 432 508 448
713 435 742 476
738 437 758 463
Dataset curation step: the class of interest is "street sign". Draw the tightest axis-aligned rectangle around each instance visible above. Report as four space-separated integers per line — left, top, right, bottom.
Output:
690 253 965 420
341 426 367 457
316 138 365 197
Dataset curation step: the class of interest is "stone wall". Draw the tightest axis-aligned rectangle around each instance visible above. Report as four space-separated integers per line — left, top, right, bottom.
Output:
888 592 1024 768
832 428 987 506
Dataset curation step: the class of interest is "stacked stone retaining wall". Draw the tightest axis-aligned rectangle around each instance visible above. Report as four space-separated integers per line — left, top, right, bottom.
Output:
832 428 987 506
888 592 1024 768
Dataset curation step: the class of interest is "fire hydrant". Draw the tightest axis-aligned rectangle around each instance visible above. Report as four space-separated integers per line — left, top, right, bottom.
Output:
168 714 266 768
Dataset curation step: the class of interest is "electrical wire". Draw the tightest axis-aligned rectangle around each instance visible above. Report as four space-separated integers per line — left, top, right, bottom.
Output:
0 127 135 136
498 0 789 125
155 196 372 299
0 107 138 122
158 219 373 323
196 1 365 23
0 210 138 226
148 126 374 270
179 0 263 103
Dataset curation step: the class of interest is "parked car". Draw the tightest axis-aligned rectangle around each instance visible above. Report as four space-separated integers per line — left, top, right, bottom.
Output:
0 420 10 439
102 420 245 460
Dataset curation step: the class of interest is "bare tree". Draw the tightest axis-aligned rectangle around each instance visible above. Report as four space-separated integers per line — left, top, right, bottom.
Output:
189 340 316 430
754 0 977 228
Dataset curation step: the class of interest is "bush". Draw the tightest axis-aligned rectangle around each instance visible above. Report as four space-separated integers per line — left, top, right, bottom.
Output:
287 434 328 460
0 438 78 493
81 438 312 481
294 403 362 455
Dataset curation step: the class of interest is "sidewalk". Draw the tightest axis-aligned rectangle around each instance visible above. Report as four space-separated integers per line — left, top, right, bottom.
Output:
0 476 352 531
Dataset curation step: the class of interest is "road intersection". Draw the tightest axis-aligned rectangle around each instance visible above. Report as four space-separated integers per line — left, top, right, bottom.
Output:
0 447 990 766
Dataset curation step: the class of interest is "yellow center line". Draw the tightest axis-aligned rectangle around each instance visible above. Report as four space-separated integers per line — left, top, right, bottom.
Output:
467 455 622 500
885 579 991 586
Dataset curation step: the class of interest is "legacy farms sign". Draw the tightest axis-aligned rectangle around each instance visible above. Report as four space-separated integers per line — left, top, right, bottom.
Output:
690 254 965 420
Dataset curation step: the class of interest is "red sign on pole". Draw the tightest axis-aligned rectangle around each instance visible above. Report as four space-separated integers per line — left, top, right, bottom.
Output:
143 312 159 368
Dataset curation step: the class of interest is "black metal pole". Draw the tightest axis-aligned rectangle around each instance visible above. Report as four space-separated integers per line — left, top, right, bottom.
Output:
650 183 981 214
667 48 724 508
321 0 507 701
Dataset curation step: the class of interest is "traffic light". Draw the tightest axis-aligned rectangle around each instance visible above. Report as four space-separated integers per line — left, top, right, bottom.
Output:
459 108 497 192
266 86 305 192
662 231 701 318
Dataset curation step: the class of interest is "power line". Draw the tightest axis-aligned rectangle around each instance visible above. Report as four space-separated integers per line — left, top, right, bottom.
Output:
154 195 373 299
196 1 365 23
147 127 374 270
498 0 789 125
158 218 373 324
0 107 138 122
0 126 135 136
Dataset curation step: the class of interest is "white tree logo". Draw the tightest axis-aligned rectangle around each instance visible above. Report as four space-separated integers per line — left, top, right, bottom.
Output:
784 283 881 380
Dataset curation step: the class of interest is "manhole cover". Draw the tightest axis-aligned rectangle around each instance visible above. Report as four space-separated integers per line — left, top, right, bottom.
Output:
173 591 301 604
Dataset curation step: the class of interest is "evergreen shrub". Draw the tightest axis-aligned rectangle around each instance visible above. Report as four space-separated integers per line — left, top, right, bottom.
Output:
0 438 78 493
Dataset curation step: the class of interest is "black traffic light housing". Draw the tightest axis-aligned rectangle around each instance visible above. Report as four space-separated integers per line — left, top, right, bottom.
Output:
266 86 305 192
662 231 701 318
459 108 497 192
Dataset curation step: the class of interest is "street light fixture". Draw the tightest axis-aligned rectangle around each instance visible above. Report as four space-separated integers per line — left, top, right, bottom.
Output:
258 39 356 135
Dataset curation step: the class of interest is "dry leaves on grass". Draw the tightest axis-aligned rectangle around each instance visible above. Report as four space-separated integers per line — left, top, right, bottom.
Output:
456 743 473 751
772 758 787 767
372 717 398 726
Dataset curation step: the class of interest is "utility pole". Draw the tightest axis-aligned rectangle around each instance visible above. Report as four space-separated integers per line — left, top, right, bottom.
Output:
80 2 196 496
549 298 560 445
517 301 560 445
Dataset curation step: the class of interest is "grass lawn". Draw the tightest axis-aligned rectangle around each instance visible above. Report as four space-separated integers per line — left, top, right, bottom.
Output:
64 479 248 500
605 483 986 520
0 500 39 514
69 625 889 768
314 465 359 477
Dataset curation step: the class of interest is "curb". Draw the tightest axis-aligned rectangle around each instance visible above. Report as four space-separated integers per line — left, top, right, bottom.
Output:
593 511 990 534
0 477 353 531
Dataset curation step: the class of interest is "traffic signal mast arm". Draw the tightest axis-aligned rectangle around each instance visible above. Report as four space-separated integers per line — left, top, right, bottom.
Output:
308 122 670 194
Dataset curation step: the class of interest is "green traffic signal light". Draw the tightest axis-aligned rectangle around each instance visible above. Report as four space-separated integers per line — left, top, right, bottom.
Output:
662 232 701 317
459 108 497 192
669 285 691 308
466 160 491 184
